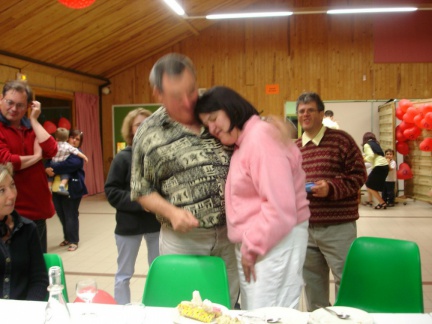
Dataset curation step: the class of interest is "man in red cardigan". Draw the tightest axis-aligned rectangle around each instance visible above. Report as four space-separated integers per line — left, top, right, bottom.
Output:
0 80 58 252
295 92 367 311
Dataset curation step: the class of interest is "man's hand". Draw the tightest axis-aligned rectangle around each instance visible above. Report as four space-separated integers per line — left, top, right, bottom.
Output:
29 101 42 120
170 208 199 233
311 179 330 197
241 253 257 283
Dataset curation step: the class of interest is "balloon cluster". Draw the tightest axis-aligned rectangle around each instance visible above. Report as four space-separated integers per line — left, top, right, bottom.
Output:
43 117 71 134
395 99 432 155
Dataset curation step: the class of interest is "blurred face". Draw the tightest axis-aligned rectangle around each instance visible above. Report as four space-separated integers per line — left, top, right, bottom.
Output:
199 110 240 146
132 114 146 138
0 174 17 218
156 69 198 125
385 151 394 160
68 134 81 148
297 101 324 136
0 90 29 127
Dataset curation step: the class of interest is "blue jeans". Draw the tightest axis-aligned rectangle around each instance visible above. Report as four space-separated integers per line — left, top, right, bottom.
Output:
114 232 160 305
52 194 81 244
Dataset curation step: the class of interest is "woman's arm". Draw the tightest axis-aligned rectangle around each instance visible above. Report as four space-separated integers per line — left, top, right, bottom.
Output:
50 153 84 174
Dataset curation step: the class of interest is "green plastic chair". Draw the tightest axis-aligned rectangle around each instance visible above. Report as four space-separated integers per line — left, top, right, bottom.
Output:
334 236 423 313
142 254 231 309
43 253 69 302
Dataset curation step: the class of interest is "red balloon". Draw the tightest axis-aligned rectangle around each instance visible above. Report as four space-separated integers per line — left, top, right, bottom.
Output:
420 104 432 116
396 141 410 155
413 114 424 129
398 121 414 132
395 107 405 121
419 138 432 152
402 107 418 124
58 117 71 130
74 289 117 304
420 113 432 130
43 121 57 134
398 99 412 113
403 126 422 140
397 163 413 180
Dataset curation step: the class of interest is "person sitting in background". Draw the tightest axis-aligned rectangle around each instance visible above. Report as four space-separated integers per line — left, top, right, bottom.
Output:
47 127 88 196
105 108 160 305
322 110 340 129
195 86 310 310
382 149 396 207
362 132 389 209
0 162 48 301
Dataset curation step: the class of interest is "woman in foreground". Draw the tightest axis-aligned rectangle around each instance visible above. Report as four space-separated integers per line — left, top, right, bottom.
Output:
195 86 310 310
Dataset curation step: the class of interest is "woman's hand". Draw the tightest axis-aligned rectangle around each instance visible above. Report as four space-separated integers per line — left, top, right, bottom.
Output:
45 167 55 177
241 253 257 283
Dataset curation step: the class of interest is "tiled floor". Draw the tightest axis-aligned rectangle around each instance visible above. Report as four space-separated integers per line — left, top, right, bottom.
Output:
46 193 432 312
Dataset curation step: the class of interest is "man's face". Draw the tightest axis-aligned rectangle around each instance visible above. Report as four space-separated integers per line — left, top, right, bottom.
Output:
156 69 198 125
0 89 29 127
297 101 324 134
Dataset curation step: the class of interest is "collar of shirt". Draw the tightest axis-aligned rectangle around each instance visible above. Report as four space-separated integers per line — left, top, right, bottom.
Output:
301 125 326 147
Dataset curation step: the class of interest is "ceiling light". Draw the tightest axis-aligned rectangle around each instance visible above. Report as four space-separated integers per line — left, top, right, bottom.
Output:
206 11 293 19
327 7 417 14
163 0 185 16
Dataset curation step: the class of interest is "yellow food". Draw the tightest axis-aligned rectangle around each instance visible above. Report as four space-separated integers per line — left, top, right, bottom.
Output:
178 302 218 323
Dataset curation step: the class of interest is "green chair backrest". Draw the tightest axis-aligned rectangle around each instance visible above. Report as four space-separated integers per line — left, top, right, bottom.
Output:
142 254 231 309
334 236 423 313
43 253 69 302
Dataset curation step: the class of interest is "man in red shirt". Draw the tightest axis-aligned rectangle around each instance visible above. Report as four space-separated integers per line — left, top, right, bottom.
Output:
0 80 58 252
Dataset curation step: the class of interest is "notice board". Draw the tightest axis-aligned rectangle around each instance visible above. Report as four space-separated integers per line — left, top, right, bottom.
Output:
112 103 160 155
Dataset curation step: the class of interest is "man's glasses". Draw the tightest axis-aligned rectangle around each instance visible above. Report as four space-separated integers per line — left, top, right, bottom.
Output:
297 108 319 115
2 99 28 110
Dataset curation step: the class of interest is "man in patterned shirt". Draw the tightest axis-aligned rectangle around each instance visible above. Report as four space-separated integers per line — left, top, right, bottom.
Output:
295 92 367 311
131 53 239 308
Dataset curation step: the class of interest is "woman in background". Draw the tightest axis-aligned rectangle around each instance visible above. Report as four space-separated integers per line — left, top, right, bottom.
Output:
0 163 48 301
195 86 310 310
105 108 160 305
45 129 88 251
362 132 389 209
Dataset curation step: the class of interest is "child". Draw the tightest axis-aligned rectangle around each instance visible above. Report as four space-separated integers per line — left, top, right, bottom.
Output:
48 127 88 195
382 149 397 207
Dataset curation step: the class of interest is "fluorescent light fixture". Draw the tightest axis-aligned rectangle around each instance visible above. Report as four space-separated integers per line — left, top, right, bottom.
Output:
206 11 293 19
163 0 185 16
327 7 417 14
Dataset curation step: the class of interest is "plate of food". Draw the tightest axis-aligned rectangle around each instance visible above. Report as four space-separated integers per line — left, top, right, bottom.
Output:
308 306 373 324
173 291 229 324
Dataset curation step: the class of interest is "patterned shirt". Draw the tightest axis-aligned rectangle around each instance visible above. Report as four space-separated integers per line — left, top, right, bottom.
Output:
131 107 232 228
52 141 80 163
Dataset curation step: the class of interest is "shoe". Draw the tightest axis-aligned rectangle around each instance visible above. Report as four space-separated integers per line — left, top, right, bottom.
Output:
374 203 387 209
57 186 69 196
362 201 373 206
59 240 70 247
387 203 395 207
68 244 78 252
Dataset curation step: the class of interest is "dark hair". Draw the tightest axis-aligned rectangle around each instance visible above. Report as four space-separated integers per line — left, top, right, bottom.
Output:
69 129 84 148
194 86 259 131
149 53 196 93
296 92 325 112
385 148 394 155
362 132 377 146
2 80 33 104
324 110 334 117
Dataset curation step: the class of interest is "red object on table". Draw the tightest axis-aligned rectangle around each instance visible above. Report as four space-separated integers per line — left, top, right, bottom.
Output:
74 289 117 304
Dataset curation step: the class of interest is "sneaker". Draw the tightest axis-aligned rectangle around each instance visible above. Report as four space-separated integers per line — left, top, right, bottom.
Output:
57 186 69 196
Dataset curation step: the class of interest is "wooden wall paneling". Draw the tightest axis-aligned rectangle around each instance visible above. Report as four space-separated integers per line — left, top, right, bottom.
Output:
378 101 395 152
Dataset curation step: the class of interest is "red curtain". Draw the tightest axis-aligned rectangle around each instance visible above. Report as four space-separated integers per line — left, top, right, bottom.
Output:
75 92 104 195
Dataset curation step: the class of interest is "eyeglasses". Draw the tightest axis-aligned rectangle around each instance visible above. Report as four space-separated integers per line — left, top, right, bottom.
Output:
2 99 28 110
297 108 320 115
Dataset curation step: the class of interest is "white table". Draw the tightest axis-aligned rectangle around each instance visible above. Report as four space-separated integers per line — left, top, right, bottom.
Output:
0 299 431 324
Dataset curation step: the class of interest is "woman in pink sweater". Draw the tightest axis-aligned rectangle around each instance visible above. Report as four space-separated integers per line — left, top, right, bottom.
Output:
195 86 310 310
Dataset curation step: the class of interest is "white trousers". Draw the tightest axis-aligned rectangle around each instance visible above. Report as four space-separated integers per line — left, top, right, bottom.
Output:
160 224 240 309
114 232 160 305
236 221 309 310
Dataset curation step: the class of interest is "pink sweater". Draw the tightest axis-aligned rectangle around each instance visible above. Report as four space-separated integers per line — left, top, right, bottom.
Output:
225 116 310 262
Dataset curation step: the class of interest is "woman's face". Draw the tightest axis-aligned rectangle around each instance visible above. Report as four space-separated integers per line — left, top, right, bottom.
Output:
132 114 147 138
199 110 239 146
68 134 81 148
0 174 17 218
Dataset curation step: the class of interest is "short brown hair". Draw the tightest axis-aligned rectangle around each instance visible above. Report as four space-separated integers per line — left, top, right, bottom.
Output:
55 127 70 142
